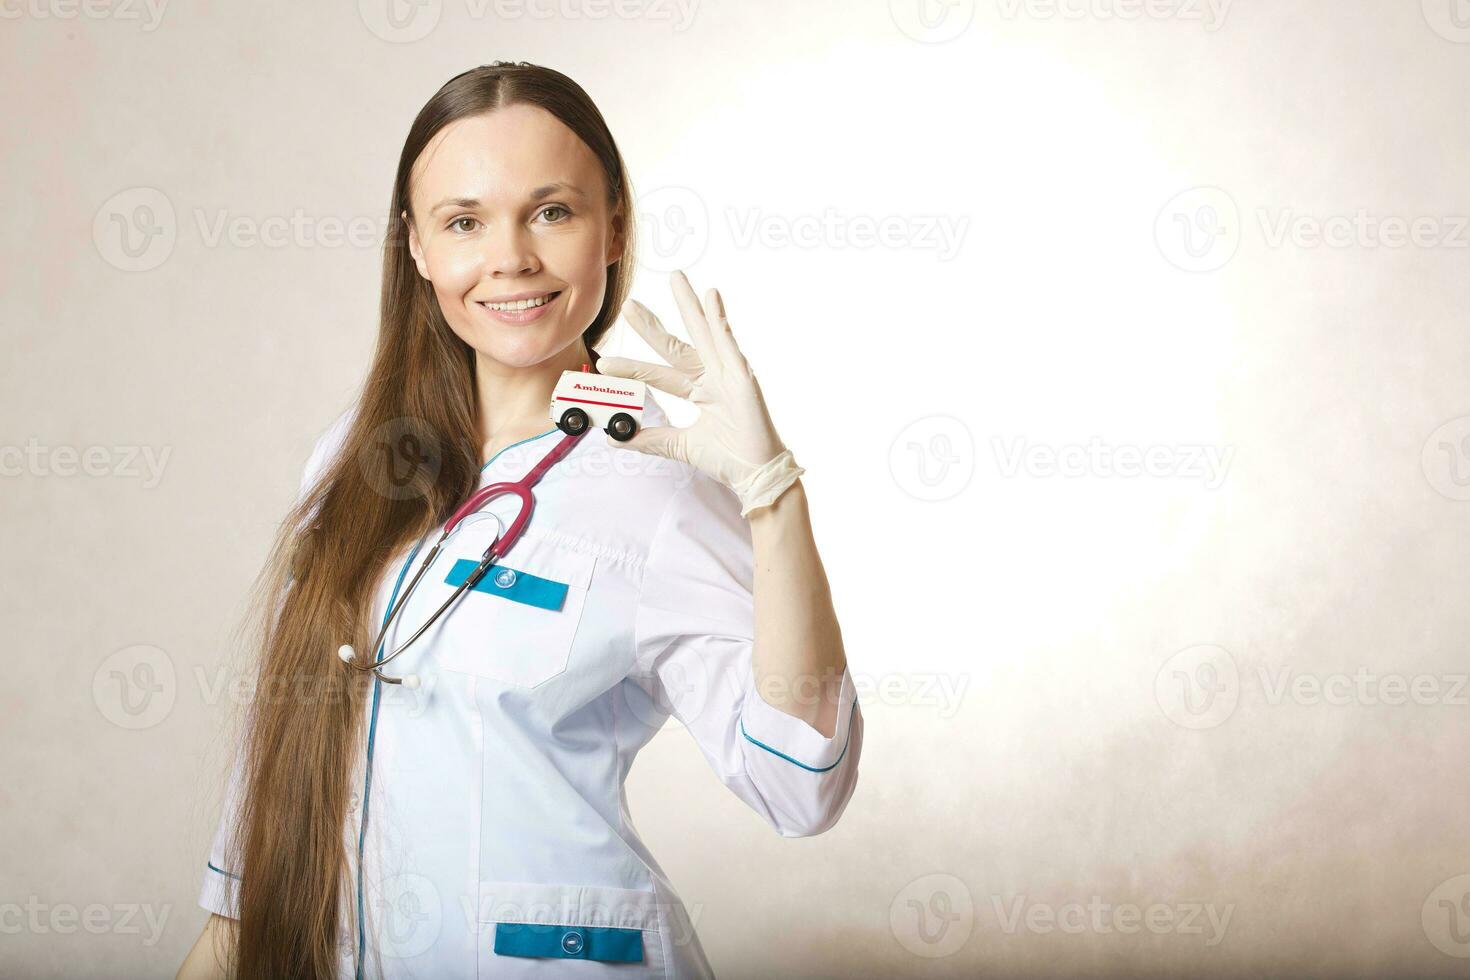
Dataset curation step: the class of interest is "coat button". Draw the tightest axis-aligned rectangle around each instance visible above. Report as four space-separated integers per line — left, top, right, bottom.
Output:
561 929 584 955
348 792 360 812
494 568 517 589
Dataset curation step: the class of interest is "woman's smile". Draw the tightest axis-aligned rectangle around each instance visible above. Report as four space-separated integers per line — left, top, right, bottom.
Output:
476 288 563 324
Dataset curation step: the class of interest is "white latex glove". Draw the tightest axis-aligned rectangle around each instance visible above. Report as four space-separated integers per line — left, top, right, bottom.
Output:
596 270 805 518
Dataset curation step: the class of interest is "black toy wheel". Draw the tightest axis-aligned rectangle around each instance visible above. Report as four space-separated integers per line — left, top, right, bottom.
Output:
606 412 638 442
558 407 590 436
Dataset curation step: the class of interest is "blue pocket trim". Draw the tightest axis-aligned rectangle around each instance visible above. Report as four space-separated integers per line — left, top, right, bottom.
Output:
445 559 569 611
492 922 644 962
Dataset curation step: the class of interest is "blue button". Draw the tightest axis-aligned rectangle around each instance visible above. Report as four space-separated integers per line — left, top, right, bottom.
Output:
493 568 517 588
561 929 584 955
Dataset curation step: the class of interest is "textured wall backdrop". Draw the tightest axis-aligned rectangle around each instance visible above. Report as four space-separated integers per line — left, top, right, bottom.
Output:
3 1 1469 977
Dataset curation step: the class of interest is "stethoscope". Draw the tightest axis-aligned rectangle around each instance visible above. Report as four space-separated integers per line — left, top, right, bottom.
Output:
336 425 588 688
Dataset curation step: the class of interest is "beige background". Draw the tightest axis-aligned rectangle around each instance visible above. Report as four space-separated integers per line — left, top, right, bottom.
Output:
4 0 1470 976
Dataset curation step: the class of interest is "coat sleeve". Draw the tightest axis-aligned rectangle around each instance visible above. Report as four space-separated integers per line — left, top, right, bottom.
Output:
630 469 863 838
197 408 355 917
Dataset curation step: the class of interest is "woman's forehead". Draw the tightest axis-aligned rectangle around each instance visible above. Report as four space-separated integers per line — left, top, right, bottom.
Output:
409 106 603 211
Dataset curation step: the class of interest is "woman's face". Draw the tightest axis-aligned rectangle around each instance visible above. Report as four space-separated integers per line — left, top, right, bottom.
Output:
404 104 624 371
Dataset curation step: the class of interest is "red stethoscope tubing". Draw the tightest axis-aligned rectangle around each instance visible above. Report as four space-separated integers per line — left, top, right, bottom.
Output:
339 427 588 686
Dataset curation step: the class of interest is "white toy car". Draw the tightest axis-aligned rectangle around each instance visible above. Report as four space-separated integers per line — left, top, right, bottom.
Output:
549 364 647 442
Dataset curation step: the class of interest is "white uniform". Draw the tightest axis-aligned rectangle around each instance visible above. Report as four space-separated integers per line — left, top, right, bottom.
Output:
198 394 864 978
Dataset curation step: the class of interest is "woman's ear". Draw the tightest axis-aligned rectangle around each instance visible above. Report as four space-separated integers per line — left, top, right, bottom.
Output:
605 206 627 266
403 209 431 280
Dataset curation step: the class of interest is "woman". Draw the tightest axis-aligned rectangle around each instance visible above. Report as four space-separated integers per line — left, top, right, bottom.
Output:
178 61 862 980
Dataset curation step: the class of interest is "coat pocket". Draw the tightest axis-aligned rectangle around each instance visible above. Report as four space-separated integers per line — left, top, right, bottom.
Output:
476 880 663 974
433 533 597 689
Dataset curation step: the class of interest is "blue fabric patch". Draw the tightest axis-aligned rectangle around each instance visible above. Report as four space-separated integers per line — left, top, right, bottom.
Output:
493 922 644 962
445 558 569 611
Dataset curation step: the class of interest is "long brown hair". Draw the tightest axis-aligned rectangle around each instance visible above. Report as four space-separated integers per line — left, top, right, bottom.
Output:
220 62 636 978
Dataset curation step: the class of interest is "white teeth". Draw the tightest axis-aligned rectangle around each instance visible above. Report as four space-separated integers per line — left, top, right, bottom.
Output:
484 293 555 312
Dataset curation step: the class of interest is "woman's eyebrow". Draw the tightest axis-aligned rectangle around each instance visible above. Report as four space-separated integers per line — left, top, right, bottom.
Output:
428 183 587 215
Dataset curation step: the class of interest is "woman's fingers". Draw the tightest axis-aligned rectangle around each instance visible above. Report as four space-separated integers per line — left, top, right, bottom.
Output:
623 299 703 375
669 270 720 366
611 423 686 463
702 286 749 374
595 355 694 399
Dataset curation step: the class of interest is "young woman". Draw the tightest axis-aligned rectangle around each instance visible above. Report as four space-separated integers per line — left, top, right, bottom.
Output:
177 62 862 980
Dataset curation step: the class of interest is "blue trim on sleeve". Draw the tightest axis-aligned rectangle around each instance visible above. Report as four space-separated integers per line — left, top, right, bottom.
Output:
493 922 644 962
738 696 859 773
206 861 241 881
444 558 569 610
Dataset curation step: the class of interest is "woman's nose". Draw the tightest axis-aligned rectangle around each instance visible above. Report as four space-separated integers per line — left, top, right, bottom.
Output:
483 223 539 277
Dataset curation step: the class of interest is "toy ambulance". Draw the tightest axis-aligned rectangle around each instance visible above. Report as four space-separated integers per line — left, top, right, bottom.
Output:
549 364 647 442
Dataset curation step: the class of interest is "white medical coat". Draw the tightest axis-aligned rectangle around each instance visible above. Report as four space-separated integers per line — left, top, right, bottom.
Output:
198 394 864 978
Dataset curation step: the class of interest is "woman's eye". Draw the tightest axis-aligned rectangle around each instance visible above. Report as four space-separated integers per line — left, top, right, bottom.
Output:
538 205 571 223
449 216 479 233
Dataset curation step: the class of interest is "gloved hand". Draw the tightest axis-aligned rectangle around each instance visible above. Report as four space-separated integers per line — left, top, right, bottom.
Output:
595 270 805 518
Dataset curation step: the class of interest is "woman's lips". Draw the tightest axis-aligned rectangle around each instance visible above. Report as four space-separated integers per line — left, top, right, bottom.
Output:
478 290 562 325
